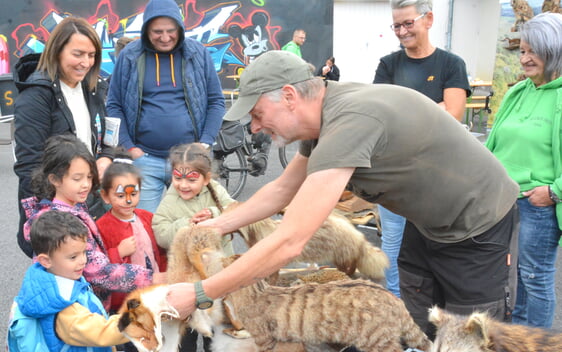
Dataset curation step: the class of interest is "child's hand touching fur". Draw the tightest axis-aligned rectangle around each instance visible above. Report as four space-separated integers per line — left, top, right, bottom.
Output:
190 208 212 224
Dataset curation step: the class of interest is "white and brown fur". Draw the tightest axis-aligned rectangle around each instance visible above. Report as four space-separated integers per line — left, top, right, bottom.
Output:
119 216 390 352
118 225 305 352
231 203 389 281
118 226 236 352
429 306 562 352
117 285 182 352
166 226 245 339
221 255 431 352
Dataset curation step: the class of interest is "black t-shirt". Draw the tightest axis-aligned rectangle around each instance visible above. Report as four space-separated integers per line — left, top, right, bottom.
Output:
373 48 471 102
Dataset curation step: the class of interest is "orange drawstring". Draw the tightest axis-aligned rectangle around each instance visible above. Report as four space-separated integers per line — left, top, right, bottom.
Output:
155 53 160 87
170 53 176 87
155 53 176 87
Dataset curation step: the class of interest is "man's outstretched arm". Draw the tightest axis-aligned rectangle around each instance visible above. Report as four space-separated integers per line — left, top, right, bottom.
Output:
166 166 355 319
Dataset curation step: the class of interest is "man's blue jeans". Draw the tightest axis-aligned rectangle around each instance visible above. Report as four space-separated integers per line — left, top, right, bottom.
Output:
378 206 405 297
512 197 561 328
133 153 171 213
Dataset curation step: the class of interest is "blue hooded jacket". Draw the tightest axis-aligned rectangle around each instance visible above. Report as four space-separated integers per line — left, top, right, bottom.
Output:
13 263 110 352
106 0 225 157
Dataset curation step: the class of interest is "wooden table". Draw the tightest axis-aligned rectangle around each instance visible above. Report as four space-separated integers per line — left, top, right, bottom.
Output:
466 81 493 133
469 80 492 88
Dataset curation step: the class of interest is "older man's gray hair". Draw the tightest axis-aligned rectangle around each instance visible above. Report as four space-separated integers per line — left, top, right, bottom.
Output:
390 0 432 14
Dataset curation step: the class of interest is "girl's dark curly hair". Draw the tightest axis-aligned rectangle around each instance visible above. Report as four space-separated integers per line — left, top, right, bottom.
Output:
31 134 99 201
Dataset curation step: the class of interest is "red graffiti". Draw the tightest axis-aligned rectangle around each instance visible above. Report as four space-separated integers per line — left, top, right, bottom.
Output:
88 0 120 33
183 0 205 30
11 23 50 54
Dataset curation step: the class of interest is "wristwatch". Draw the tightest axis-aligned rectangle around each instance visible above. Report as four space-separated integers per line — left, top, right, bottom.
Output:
194 281 213 310
549 186 561 203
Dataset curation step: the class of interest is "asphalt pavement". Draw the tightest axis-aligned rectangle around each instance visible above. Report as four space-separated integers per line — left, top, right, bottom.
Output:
0 127 561 348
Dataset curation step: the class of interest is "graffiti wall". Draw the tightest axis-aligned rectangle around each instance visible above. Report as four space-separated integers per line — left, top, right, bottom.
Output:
0 0 333 90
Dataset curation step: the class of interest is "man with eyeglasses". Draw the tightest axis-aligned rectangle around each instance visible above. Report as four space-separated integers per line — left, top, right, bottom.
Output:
282 29 306 58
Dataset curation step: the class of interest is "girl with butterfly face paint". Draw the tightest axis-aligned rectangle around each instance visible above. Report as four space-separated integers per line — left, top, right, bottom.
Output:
152 143 236 352
153 143 236 250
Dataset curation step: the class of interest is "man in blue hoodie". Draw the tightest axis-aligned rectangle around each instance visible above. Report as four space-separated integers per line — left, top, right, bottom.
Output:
107 0 225 213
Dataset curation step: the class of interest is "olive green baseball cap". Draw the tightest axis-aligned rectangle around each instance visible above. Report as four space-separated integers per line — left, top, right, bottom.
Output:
223 50 314 121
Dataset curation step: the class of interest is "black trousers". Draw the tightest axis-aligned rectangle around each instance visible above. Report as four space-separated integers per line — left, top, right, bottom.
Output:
398 204 519 338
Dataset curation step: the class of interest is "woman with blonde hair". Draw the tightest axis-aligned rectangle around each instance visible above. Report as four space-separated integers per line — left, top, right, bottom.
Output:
13 17 113 258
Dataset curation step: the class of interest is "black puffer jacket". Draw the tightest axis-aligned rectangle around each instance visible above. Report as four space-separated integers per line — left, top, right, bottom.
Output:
13 53 111 257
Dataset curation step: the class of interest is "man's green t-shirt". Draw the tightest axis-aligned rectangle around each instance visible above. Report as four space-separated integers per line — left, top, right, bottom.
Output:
300 81 519 243
281 41 302 58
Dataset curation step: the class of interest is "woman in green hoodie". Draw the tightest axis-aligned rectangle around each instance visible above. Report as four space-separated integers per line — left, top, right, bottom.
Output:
486 12 562 328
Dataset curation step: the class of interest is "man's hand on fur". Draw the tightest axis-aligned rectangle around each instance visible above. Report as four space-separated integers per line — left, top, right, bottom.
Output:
197 218 229 237
167 282 196 320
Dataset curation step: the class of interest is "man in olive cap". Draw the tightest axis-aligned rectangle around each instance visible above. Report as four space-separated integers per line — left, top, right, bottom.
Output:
167 50 519 336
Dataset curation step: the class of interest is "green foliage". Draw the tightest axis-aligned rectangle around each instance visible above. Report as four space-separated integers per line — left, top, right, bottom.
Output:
489 17 524 125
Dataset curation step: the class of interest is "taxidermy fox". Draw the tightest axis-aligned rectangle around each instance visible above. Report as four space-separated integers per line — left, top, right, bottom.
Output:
429 306 562 352
230 203 389 280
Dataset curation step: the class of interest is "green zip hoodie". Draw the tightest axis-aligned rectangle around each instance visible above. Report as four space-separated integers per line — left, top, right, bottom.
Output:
486 76 562 229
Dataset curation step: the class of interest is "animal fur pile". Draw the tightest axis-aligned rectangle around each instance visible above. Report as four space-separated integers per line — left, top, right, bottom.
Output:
117 285 182 352
119 227 233 352
118 206 393 352
218 255 431 352
429 306 562 352
232 203 389 280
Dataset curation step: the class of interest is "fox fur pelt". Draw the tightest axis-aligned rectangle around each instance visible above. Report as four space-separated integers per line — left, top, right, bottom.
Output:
230 203 389 280
429 306 562 352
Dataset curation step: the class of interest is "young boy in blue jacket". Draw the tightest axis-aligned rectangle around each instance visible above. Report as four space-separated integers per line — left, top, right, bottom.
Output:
8 211 129 352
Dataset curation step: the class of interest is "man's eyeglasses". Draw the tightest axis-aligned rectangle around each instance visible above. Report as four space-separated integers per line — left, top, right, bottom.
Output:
390 13 427 32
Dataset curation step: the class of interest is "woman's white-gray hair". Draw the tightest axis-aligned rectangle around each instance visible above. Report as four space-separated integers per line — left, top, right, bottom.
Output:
390 0 432 13
262 78 325 102
521 12 562 83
